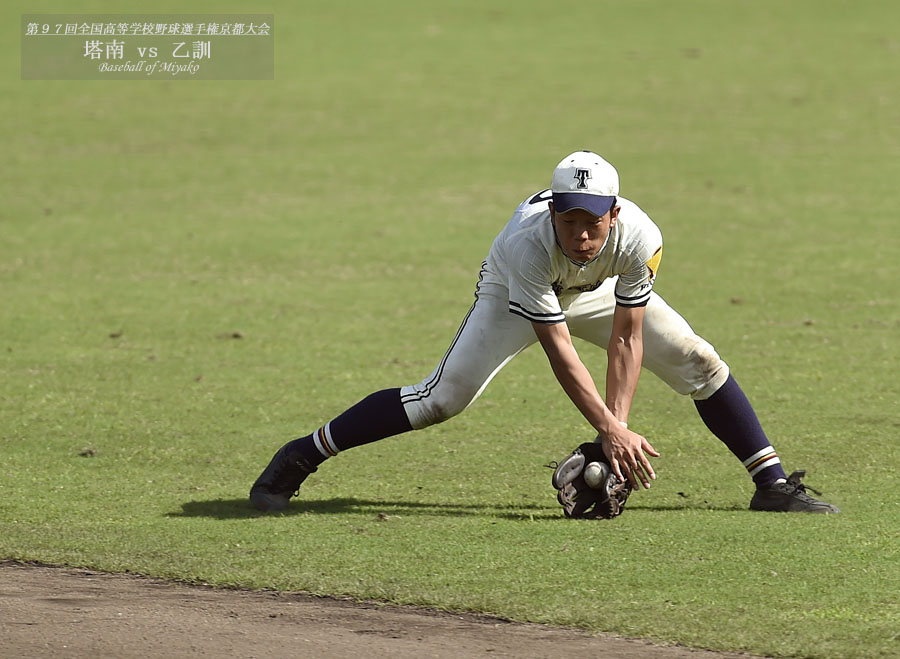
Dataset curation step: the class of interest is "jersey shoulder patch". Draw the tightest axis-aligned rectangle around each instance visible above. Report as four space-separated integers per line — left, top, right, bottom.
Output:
645 246 663 282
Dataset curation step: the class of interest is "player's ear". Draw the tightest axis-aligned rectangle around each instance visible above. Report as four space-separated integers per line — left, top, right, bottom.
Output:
548 201 556 223
609 205 621 227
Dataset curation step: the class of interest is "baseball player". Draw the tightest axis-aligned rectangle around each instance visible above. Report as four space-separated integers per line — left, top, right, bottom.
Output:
250 150 839 516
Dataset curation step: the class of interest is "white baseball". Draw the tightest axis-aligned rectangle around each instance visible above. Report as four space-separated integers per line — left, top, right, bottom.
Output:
583 461 607 489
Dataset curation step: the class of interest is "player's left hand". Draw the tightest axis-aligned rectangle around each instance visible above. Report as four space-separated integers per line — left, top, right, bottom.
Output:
551 442 632 519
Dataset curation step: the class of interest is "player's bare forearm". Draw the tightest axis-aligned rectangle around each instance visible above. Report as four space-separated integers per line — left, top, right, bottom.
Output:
531 321 620 435
606 304 646 422
532 319 658 489
606 341 642 421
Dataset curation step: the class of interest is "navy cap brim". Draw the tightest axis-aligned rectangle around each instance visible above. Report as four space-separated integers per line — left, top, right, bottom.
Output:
552 192 616 217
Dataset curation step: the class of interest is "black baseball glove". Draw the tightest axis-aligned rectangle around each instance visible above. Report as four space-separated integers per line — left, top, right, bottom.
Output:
551 442 632 519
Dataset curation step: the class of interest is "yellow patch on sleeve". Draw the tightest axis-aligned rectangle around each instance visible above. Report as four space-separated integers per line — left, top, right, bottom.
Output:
645 246 663 281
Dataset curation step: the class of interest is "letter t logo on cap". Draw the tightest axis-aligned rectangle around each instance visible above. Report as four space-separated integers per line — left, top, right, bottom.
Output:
574 168 591 189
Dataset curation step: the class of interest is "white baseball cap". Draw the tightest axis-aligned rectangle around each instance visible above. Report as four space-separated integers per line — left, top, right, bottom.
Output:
550 150 619 217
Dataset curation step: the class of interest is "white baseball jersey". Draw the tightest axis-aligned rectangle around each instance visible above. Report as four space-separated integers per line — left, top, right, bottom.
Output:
481 189 664 324
400 189 727 429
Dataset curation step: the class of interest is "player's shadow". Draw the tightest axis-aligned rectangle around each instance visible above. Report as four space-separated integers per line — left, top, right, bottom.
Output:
624 502 745 513
168 497 739 521
168 497 558 520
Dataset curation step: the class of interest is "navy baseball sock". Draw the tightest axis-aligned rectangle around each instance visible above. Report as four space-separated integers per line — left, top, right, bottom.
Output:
287 388 413 467
694 375 787 488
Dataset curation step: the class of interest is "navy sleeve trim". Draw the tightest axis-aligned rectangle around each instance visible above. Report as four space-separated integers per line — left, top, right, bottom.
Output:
509 301 566 324
615 299 650 308
615 290 651 302
615 287 652 308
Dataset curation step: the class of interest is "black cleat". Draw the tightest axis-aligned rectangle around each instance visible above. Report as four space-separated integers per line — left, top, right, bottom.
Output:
749 470 840 514
249 442 318 512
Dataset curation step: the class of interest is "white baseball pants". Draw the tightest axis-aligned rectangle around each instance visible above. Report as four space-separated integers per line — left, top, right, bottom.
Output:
400 278 729 430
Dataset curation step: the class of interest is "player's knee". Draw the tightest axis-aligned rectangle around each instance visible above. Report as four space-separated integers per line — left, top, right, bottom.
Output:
691 341 722 376
687 341 729 400
402 378 475 429
423 400 462 426
422 385 471 426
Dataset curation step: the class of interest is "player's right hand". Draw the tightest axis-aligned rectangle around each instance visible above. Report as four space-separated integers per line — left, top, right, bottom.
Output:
599 427 659 490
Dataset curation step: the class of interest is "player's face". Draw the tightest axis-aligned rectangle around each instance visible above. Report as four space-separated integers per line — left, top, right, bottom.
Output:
550 204 619 263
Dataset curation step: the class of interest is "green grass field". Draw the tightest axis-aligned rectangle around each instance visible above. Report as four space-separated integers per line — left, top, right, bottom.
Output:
2 1 898 657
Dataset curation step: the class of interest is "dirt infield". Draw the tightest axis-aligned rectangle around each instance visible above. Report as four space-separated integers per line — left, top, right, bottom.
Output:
0 562 760 658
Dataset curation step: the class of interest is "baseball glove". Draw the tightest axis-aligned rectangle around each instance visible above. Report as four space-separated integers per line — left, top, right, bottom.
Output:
551 442 632 519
